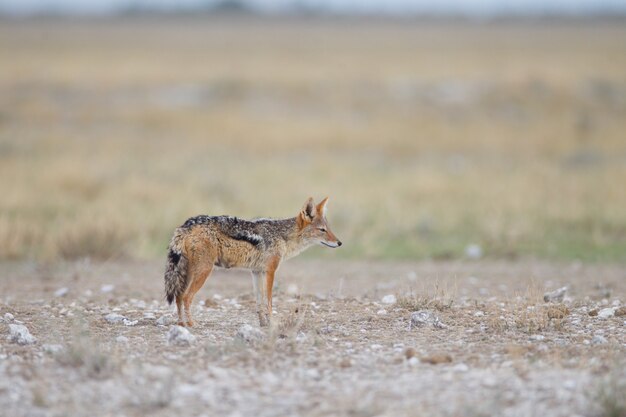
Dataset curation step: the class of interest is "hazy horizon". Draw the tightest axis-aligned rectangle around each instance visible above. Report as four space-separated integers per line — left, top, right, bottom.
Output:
2 0 626 17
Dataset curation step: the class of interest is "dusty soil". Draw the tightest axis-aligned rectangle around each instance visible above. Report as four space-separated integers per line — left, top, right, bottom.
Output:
1 259 625 417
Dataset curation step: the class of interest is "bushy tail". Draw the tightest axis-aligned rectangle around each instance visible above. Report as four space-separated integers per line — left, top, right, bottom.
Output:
164 228 188 305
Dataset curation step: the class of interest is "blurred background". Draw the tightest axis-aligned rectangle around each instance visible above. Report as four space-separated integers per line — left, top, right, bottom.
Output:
0 1 625 263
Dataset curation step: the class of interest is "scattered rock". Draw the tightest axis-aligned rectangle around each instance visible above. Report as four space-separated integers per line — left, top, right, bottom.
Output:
452 363 469 372
100 284 115 293
3 313 14 322
236 324 264 344
410 310 446 329
42 344 63 354
404 347 418 359
156 315 171 326
588 308 599 317
598 308 616 319
381 294 397 305
286 284 299 295
7 324 36 345
421 353 452 364
104 313 126 323
592 335 608 345
54 287 69 297
465 244 483 259
408 357 420 366
204 298 219 308
338 358 352 368
167 325 196 346
474 311 485 317
615 306 626 317
543 287 567 303
377 309 388 315
123 319 138 326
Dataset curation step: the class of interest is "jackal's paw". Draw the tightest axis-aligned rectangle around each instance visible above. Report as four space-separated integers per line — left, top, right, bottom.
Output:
186 320 194 327
177 321 187 327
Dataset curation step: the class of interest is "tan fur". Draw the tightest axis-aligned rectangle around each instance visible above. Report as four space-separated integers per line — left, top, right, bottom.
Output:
164 197 342 327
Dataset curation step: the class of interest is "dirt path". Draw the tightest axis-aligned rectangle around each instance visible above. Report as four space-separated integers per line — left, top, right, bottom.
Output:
1 260 625 417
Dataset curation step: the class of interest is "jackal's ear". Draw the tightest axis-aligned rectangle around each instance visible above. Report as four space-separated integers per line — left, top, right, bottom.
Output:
298 197 315 227
316 197 329 217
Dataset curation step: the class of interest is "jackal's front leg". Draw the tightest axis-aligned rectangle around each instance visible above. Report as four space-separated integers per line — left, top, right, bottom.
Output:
252 271 269 327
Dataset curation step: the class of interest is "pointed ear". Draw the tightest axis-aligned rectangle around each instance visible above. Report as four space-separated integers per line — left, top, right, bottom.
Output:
316 197 329 217
297 197 315 228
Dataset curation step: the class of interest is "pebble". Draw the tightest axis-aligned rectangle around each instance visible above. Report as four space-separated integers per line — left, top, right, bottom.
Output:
410 310 446 329
377 309 388 315
598 308 616 319
3 313 14 322
465 244 483 259
543 287 567 303
156 315 171 326
236 324 264 344
42 344 63 354
100 284 115 293
452 363 469 372
54 287 69 297
381 295 397 305
167 325 196 346
474 311 485 317
421 353 453 364
104 313 126 323
592 335 608 345
7 324 36 345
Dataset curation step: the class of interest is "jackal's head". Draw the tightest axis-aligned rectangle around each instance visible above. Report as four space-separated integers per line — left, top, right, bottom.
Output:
297 197 342 248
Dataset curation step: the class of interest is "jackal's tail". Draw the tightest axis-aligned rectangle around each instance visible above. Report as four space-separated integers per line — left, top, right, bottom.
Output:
164 228 188 305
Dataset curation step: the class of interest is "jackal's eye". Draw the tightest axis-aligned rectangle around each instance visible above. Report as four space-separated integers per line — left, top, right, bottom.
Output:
318 227 327 233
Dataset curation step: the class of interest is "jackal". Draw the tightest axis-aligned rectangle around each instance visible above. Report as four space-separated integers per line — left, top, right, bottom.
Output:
164 197 342 327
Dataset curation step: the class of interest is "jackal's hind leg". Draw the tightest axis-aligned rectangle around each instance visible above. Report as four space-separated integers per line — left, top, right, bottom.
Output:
252 270 269 327
176 295 184 326
183 264 214 327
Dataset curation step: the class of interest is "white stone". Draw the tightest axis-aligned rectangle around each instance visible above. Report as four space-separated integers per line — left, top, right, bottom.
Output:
592 335 608 345
54 287 69 297
544 286 568 303
104 313 126 323
474 311 485 317
410 310 446 329
286 284 299 295
7 324 36 345
465 244 483 259
377 309 388 315
381 294 397 304
156 315 171 326
123 319 138 326
100 284 115 293
452 363 469 372
236 324 264 344
3 313 14 322
167 325 196 346
598 308 616 319
42 344 63 354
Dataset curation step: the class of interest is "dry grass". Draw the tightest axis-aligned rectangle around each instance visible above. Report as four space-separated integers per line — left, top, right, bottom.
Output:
0 18 625 261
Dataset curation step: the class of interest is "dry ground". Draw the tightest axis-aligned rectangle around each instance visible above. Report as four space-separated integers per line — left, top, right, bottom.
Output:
1 259 625 417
